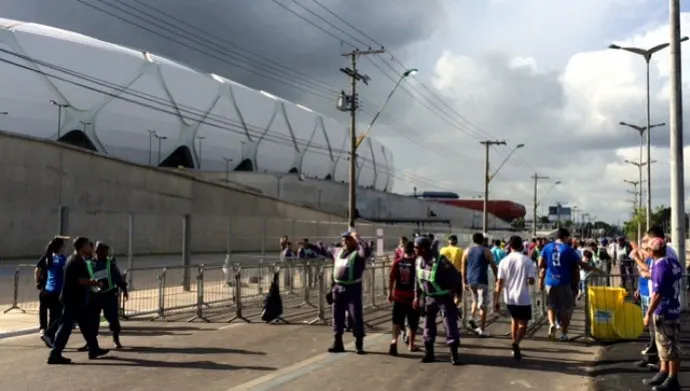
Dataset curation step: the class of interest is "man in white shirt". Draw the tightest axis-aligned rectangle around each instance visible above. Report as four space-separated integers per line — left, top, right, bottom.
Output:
494 235 536 361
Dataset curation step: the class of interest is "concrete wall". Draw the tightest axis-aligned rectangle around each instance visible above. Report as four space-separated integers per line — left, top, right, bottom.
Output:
202 172 512 230
0 131 466 259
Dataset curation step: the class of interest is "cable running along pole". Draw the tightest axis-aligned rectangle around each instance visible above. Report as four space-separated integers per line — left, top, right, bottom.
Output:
340 48 385 230
532 174 549 237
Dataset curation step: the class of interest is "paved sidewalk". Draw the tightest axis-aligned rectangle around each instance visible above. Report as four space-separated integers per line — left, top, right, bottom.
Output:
0 307 599 391
590 312 690 391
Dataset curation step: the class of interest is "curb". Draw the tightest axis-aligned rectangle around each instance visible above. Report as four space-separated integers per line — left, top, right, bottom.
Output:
0 318 109 340
0 327 39 340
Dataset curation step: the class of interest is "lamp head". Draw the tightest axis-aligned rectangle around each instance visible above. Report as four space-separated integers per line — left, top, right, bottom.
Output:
516 143 525 149
403 68 418 77
608 44 621 50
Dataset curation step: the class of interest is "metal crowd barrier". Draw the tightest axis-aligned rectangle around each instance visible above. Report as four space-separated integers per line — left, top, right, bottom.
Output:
3 255 548 335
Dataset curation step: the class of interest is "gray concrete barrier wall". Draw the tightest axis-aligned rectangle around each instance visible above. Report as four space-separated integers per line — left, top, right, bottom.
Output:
1 131 465 258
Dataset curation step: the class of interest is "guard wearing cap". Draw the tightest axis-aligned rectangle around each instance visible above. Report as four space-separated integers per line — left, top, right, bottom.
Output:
80 242 128 349
413 236 462 365
328 231 367 354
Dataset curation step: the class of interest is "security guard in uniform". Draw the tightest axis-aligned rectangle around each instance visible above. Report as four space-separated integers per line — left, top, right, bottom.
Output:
413 236 462 365
78 242 128 350
328 231 367 354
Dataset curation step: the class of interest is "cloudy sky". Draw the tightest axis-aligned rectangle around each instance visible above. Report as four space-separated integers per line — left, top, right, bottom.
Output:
3 0 690 225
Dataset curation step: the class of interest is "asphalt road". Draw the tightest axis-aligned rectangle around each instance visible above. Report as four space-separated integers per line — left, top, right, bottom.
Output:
0 308 598 391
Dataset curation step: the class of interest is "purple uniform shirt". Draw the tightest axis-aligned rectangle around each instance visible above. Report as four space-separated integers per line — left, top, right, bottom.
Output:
651 256 683 320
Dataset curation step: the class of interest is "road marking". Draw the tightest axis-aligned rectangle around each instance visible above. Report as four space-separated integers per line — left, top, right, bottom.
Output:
225 333 390 391
510 380 534 388
218 323 247 330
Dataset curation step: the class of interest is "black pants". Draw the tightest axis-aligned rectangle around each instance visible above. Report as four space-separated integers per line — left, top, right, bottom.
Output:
39 291 62 331
49 303 100 359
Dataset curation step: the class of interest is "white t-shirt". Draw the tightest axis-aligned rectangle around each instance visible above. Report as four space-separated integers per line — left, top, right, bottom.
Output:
497 252 536 306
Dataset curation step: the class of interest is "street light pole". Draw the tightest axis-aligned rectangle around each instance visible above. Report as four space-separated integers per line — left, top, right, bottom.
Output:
531 174 549 237
624 178 643 243
147 129 156 165
222 157 233 182
609 37 688 232
196 136 206 169
481 141 524 234
619 122 665 231
154 134 168 165
669 0 686 309
79 120 91 134
50 100 71 140
356 68 418 149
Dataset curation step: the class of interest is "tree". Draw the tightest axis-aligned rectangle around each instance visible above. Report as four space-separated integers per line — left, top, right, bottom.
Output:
623 205 666 240
511 217 526 230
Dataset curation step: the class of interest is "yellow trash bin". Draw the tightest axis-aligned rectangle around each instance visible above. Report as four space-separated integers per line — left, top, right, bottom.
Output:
612 302 644 340
587 286 627 339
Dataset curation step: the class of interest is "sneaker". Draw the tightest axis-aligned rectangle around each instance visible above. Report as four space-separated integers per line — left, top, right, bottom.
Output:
88 348 110 359
559 333 569 341
40 334 53 349
641 344 651 355
477 329 490 337
512 343 522 360
547 324 556 340
468 319 478 330
47 355 72 365
643 372 668 386
635 358 659 370
555 322 562 330
388 343 398 356
39 328 45 336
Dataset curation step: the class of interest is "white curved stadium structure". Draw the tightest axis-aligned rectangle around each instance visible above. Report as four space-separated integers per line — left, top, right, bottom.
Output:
0 18 395 191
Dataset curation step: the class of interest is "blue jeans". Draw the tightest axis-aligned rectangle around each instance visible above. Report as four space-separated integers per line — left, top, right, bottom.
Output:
49 303 100 359
641 295 651 316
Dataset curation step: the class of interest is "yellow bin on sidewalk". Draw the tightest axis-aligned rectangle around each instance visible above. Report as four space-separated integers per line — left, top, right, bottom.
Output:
587 286 627 339
612 302 644 340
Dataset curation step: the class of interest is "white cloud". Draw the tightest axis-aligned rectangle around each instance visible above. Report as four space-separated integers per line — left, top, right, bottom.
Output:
396 10 690 224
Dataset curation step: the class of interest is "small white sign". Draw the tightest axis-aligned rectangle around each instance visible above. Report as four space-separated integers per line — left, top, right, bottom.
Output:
376 228 384 238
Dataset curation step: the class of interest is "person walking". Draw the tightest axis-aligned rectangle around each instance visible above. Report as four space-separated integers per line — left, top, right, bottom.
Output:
493 235 536 360
46 237 109 364
414 236 462 365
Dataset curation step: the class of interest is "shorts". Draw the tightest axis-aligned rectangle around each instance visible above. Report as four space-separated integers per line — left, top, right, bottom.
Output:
392 301 420 330
654 315 681 361
507 305 532 322
469 284 489 310
545 285 574 312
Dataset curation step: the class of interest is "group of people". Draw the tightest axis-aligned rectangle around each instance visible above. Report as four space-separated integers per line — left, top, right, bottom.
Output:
34 236 128 364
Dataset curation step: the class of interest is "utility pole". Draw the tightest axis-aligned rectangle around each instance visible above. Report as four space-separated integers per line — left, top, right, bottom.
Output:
624 179 642 243
340 48 385 230
480 140 507 235
669 0 687 309
531 173 549 237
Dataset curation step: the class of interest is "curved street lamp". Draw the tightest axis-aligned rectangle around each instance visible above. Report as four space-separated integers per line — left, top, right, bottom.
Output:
355 68 418 149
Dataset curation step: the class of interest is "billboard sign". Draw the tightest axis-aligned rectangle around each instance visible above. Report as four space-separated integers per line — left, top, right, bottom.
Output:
548 206 572 222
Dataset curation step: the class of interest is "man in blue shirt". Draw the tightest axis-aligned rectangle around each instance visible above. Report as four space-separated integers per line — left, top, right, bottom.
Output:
539 228 595 341
642 237 683 391
491 240 507 265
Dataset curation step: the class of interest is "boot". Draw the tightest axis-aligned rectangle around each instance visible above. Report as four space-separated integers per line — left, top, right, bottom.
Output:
653 376 681 391
328 335 345 353
113 333 123 349
388 343 398 356
643 372 669 387
421 342 435 363
355 337 366 355
450 342 461 365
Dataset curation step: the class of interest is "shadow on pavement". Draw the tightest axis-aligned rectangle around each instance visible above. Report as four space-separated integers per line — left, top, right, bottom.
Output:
121 346 266 355
589 312 690 391
82 356 276 371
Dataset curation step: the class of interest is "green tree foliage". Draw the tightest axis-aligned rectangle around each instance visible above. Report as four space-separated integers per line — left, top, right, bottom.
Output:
623 205 666 240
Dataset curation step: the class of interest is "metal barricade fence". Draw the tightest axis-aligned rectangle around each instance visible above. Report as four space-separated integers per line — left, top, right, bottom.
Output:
3 265 40 313
582 271 643 341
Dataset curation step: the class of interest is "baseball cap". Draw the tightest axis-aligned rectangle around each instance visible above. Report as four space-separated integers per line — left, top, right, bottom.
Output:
414 236 431 248
648 237 665 252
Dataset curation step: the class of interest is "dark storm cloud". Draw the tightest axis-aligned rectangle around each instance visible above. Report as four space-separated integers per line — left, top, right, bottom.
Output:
1 0 446 110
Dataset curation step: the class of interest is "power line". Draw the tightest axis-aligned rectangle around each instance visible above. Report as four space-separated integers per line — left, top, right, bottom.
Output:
0 47 472 194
